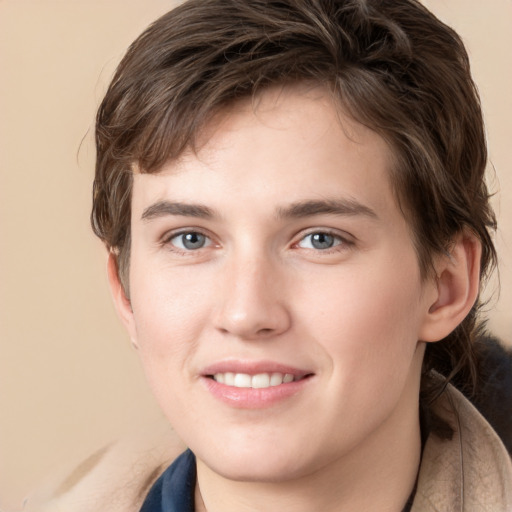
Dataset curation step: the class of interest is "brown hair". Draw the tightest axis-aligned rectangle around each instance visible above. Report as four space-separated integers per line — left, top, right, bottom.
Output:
92 0 497 404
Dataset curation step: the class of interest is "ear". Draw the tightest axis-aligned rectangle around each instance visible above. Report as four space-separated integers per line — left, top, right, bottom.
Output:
419 233 482 342
106 251 138 348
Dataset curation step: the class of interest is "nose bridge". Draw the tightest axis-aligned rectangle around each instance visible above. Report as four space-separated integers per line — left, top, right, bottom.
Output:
214 246 290 339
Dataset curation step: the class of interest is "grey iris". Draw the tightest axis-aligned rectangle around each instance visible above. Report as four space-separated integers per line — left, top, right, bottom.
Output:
182 232 206 250
311 233 335 249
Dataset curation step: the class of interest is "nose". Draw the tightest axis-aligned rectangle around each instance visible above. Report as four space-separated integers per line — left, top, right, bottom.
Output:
213 254 291 340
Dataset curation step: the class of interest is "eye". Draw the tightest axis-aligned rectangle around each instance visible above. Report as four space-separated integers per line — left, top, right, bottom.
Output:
297 232 343 250
168 231 212 251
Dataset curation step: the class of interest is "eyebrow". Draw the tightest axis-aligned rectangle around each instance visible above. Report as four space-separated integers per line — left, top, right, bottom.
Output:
141 198 378 223
276 199 378 220
141 201 215 221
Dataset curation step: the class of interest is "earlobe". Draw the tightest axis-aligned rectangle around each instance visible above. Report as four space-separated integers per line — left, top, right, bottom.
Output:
106 252 138 347
419 234 482 342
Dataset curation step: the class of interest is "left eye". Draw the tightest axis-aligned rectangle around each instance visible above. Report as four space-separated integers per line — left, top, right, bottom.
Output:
297 232 342 250
169 232 212 250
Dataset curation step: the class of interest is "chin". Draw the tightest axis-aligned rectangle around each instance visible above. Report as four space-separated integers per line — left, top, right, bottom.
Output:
194 436 325 483
206 456 306 483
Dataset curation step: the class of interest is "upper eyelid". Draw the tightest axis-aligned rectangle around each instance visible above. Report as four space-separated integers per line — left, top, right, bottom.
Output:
158 226 355 248
160 229 216 255
161 227 213 243
294 227 354 244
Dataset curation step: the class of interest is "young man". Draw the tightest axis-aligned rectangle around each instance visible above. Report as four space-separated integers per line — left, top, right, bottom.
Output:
33 1 512 511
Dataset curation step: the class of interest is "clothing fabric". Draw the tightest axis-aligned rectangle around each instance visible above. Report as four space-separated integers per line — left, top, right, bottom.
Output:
410 383 512 511
139 450 196 512
24 382 512 512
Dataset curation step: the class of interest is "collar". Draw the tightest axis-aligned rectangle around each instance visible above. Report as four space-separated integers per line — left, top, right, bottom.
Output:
411 382 512 511
139 449 196 512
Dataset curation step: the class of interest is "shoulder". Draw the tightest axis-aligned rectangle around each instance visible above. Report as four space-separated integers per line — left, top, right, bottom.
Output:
413 380 512 511
436 332 512 452
471 333 512 453
23 419 186 512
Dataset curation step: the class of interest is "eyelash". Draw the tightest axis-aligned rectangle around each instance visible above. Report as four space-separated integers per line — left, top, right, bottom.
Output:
161 228 353 256
161 229 214 254
293 229 353 254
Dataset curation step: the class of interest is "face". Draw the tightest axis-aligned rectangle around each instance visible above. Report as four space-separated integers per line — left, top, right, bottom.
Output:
117 86 438 483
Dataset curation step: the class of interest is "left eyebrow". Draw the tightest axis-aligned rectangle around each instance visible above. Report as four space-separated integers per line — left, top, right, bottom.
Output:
141 201 215 221
276 199 378 220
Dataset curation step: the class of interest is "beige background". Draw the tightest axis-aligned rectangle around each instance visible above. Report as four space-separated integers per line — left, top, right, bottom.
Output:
0 1 510 509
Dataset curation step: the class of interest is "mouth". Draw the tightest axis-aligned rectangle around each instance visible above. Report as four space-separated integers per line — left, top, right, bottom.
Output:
201 362 314 408
207 371 308 389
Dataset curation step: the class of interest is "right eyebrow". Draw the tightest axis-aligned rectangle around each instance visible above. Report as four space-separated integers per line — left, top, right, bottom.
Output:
141 201 215 221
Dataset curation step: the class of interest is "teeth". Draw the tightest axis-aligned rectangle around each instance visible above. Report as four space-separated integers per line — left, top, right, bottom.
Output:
252 373 270 388
234 373 252 388
213 372 297 388
283 373 294 383
270 373 284 386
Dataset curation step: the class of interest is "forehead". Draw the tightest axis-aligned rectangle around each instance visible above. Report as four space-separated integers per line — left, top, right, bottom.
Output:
190 84 392 168
132 85 401 226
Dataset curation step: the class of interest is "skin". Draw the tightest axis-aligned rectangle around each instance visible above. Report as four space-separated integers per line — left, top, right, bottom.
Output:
109 85 480 511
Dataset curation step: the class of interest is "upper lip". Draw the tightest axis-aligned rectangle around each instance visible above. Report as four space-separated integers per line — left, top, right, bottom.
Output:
201 360 313 378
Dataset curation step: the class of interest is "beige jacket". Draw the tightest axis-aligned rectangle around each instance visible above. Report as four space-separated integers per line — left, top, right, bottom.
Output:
23 384 512 512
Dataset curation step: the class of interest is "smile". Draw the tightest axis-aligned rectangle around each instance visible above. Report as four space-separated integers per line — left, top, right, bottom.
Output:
201 363 314 408
211 372 297 388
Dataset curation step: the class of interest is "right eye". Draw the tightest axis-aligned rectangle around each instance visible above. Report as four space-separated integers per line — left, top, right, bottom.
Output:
167 231 212 251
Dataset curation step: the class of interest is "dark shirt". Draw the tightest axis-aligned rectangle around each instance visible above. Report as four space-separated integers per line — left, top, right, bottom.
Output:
140 450 196 512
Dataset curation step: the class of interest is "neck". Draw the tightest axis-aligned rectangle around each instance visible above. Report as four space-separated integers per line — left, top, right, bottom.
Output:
194 398 421 512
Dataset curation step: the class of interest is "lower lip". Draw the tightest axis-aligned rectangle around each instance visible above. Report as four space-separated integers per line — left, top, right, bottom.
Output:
202 376 312 409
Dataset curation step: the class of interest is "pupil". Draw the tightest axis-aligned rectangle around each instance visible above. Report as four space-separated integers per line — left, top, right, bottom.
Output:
312 233 334 249
183 232 204 249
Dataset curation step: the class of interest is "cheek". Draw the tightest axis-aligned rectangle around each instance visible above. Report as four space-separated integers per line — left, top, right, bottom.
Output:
128 271 208 420
296 259 425 380
129 265 210 367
